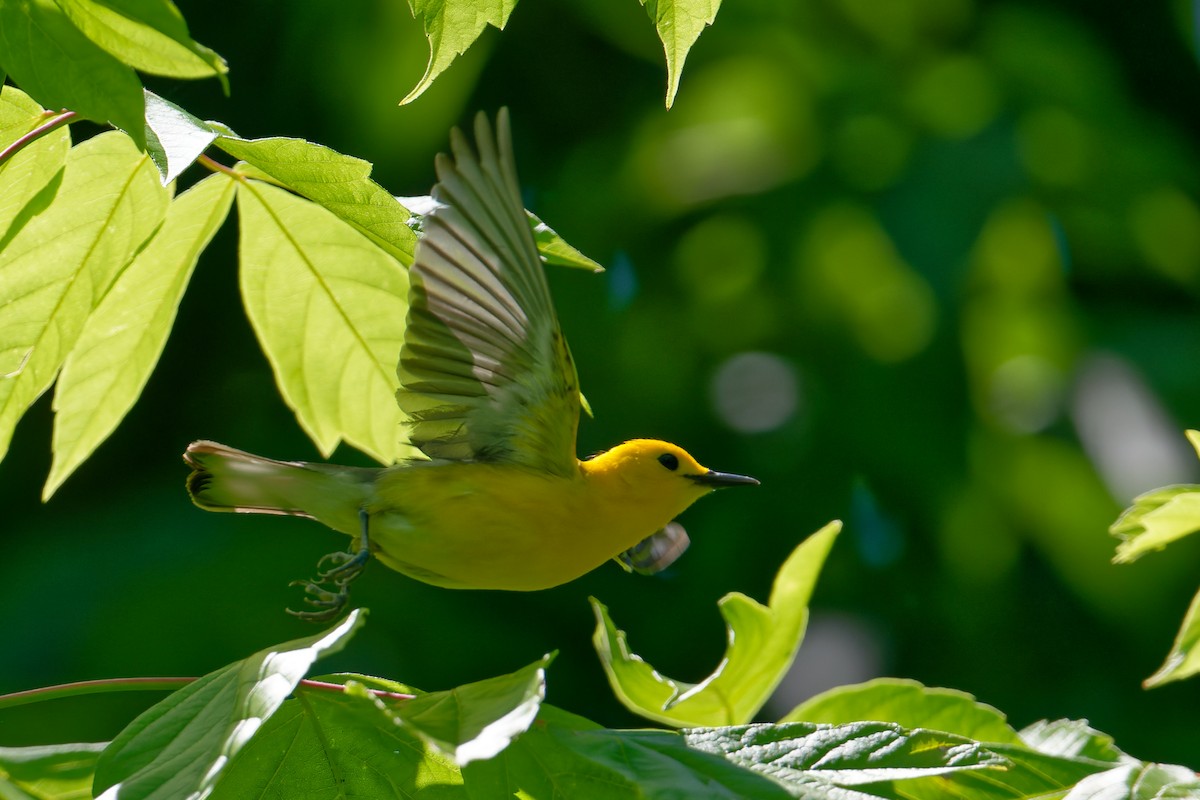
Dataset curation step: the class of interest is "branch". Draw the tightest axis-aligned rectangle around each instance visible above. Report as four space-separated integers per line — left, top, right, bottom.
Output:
0 110 77 168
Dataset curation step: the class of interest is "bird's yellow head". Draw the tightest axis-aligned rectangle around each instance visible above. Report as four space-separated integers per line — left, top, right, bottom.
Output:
581 439 758 521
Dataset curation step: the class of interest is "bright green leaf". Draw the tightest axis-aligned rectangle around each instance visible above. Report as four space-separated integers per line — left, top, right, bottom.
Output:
53 0 227 82
0 742 106 800
463 706 793 799
592 520 841 728
0 86 71 244
1110 432 1200 563
782 678 1022 745
401 0 518 105
93 610 364 800
0 0 145 147
1143 585 1200 688
1066 763 1200 800
236 179 409 463
639 0 722 108
143 90 217 184
45 173 234 498
212 689 466 799
398 194 604 272
219 135 417 264
1019 719 1129 763
0 131 167 465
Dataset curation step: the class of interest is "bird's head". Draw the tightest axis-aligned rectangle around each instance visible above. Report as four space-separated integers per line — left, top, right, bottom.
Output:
582 439 759 517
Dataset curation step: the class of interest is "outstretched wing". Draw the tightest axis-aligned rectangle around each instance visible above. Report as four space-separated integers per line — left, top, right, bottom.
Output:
395 110 582 476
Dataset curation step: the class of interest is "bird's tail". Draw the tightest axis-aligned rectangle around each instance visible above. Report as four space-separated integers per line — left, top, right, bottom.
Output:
184 441 375 534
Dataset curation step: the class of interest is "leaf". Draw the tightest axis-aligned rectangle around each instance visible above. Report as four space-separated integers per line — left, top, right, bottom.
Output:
639 0 722 108
1019 719 1129 763
0 86 71 246
686 721 1109 799
0 742 106 800
463 706 794 799
143 90 217 184
52 0 227 84
398 194 605 272
401 0 518 105
92 610 364 800
217 134 417 265
236 179 409 463
211 689 467 799
1064 763 1200 800
592 520 841 728
0 0 146 147
45 173 234 498
782 678 1023 746
1110 432 1200 563
1143 585 1200 688
0 131 167 465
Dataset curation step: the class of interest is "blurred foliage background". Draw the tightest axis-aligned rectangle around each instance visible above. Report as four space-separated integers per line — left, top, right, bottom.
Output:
3 0 1200 770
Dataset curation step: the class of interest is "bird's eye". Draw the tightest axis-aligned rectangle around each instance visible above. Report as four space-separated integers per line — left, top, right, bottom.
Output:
658 453 679 471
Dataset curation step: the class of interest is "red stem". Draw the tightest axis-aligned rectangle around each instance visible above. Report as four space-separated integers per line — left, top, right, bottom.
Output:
0 110 77 167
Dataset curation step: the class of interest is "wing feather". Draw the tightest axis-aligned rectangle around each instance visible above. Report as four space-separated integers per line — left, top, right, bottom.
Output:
395 110 582 475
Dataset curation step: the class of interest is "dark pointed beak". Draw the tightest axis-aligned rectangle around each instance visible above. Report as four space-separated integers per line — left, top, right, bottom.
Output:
686 470 760 488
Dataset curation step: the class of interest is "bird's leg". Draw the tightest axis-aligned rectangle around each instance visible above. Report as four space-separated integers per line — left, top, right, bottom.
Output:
287 509 373 623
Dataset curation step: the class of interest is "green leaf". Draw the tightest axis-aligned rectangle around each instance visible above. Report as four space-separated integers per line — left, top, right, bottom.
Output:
1018 719 1129 763
143 90 217 184
52 0 228 84
0 131 167 465
1065 763 1200 800
398 194 605 272
0 86 71 244
782 678 1022 746
363 654 552 765
1110 432 1200 563
45 173 234 498
639 0 721 108
463 706 794 799
0 742 106 800
592 520 841 728
236 179 409 463
92 610 364 800
218 135 417 264
1143 584 1200 688
211 688 467 799
401 0 518 105
0 0 146 147
687 721 1108 799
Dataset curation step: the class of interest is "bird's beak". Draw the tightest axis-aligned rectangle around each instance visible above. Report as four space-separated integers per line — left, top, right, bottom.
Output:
686 469 760 488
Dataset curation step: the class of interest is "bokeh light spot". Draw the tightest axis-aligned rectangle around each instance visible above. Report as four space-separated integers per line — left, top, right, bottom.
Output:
906 55 1000 138
1018 106 1092 187
1129 187 1200 283
711 352 800 433
830 113 915 191
673 215 767 304
987 354 1065 433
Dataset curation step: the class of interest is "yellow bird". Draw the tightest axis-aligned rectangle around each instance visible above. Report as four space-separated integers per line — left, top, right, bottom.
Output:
185 111 757 620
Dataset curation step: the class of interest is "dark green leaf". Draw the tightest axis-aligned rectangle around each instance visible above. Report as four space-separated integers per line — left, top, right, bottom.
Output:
93 610 364 800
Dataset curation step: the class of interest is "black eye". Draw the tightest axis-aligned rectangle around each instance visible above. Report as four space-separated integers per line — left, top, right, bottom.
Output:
658 453 679 471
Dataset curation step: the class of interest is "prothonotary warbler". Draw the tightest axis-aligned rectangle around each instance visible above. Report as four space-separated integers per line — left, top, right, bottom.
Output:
184 110 758 620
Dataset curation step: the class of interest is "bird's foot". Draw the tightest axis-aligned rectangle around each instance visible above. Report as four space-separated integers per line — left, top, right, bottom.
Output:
287 510 373 623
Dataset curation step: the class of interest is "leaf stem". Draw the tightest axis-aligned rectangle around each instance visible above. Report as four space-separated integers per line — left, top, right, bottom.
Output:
0 110 76 168
197 152 242 179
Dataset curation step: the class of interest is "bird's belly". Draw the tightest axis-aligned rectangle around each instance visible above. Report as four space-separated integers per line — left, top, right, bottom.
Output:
366 466 649 590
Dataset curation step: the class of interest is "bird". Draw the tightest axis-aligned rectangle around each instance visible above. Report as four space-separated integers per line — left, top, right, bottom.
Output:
184 110 758 621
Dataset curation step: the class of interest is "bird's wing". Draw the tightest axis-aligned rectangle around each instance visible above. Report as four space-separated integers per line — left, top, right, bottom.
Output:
395 110 582 476
615 522 691 575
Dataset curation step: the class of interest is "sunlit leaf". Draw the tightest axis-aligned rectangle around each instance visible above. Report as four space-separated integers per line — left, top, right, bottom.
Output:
0 86 70 245
0 131 166 465
782 677 1022 745
639 0 721 108
236 179 409 463
53 0 227 83
93 610 364 800
398 194 604 272
400 0 517 105
46 173 235 498
1019 719 1129 763
1143 585 1200 688
0 0 145 147
0 742 106 800
143 90 217 184
1110 432 1200 563
1065 762 1200 800
463 706 793 799
218 135 417 263
592 520 841 728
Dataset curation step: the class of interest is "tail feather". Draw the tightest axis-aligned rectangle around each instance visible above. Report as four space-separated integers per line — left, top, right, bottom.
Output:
184 440 316 516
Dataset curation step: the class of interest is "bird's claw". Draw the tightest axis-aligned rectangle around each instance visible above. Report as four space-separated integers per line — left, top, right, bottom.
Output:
286 509 373 623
